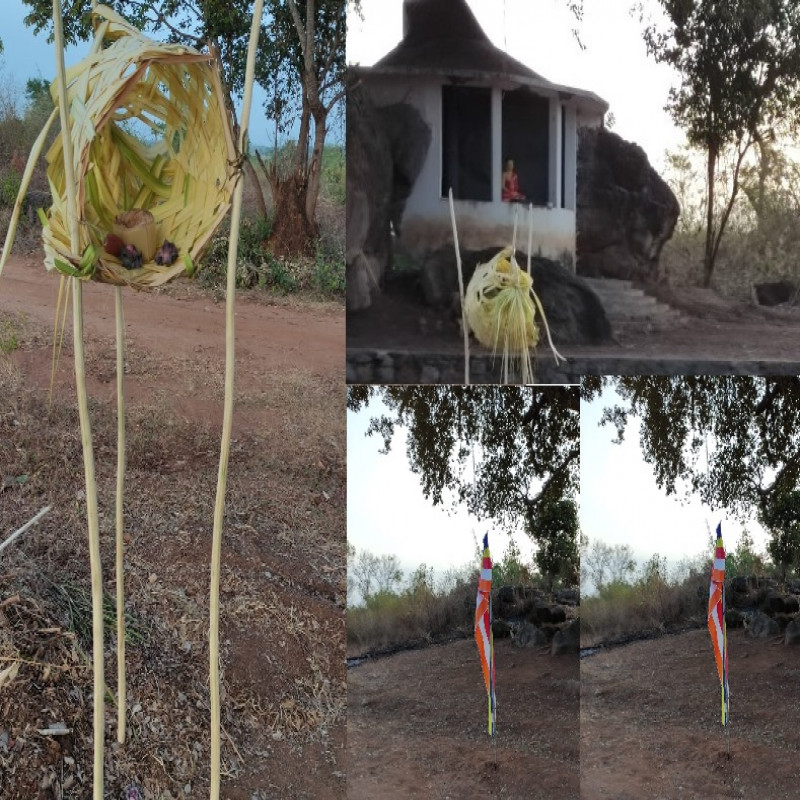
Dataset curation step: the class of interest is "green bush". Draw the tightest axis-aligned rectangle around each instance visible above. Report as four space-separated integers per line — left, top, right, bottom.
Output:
0 172 21 208
312 239 345 295
198 215 344 298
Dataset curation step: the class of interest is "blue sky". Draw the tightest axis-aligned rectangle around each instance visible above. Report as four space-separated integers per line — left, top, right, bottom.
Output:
0 5 316 148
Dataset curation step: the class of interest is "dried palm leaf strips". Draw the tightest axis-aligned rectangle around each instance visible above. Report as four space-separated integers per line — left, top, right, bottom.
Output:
42 4 237 287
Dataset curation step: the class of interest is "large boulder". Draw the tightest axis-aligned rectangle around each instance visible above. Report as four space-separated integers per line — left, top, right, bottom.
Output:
346 81 393 311
419 246 613 345
551 618 580 656
785 615 800 645
374 103 432 236
346 85 431 311
577 127 680 282
512 622 548 648
746 611 780 638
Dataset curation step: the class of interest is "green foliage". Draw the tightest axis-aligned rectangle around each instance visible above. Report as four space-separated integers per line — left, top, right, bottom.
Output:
582 563 707 646
640 0 800 284
725 529 766 579
492 538 533 587
320 146 345 206
312 238 345 295
347 562 476 654
762 490 800 581
0 172 21 208
0 318 20 353
531 498 579 587
583 377 800 521
347 387 579 584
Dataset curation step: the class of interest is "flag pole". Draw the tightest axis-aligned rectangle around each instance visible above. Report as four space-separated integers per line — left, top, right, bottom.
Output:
491 587 497 767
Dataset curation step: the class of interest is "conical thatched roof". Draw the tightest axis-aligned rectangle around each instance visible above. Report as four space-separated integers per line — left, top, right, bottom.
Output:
361 0 607 113
376 0 546 81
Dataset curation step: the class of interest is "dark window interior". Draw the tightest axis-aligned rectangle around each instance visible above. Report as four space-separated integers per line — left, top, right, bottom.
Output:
441 85 492 201
561 105 566 208
502 89 549 206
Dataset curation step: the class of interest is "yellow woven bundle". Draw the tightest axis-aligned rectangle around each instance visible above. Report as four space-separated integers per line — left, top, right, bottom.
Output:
464 246 538 353
39 4 237 287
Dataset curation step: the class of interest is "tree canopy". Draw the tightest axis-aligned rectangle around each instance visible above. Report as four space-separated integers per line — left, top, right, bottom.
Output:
583 377 800 550
21 0 347 252
640 0 800 285
348 386 580 582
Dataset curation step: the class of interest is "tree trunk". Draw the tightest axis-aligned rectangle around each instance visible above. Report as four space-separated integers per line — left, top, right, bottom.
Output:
703 142 718 287
305 109 327 224
269 173 318 256
242 157 268 220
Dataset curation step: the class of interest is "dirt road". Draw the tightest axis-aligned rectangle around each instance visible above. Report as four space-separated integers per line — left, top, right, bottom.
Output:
0 254 344 431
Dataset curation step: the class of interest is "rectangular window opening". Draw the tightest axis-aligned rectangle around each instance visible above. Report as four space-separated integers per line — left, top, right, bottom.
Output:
441 85 492 201
501 88 549 207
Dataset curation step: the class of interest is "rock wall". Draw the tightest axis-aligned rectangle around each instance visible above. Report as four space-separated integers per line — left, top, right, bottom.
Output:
577 126 680 282
346 82 393 311
346 83 431 311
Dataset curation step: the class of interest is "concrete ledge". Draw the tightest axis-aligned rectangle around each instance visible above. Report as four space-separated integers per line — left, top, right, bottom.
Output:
347 348 800 384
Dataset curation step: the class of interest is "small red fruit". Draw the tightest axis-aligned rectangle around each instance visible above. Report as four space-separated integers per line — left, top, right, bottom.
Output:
104 233 124 257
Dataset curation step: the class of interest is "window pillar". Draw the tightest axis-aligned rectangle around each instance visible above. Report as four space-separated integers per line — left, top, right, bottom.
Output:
549 96 562 209
492 86 502 203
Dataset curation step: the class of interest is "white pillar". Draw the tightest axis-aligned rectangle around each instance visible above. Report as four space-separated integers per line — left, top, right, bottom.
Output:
563 104 577 211
492 86 503 203
549 96 562 209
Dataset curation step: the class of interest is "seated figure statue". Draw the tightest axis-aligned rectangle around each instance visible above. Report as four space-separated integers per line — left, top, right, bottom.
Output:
502 157 526 202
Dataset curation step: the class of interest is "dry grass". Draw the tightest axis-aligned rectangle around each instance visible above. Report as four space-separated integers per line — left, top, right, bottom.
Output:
0 314 346 798
580 573 707 648
347 580 476 658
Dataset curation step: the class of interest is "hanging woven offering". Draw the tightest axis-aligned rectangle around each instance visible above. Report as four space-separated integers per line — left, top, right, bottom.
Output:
1 4 238 288
463 246 564 382
464 247 538 353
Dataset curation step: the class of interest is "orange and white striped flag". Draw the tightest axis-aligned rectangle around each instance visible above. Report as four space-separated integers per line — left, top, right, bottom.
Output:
708 523 729 726
475 533 496 736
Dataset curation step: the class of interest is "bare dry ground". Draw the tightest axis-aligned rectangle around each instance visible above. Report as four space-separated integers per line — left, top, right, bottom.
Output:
347 638 579 800
581 628 800 800
0 255 345 798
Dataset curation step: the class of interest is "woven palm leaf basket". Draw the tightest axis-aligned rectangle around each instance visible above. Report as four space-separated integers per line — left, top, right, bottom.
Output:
29 4 238 287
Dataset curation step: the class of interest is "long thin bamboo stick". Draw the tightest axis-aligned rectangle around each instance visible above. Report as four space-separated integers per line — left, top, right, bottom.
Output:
53 3 105 798
448 188 470 385
114 286 126 744
209 3 264 798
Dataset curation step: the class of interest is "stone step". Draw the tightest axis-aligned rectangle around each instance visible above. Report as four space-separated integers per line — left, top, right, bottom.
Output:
581 277 683 332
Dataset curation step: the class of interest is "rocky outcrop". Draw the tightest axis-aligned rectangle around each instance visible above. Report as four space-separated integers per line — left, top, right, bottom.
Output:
419 246 613 345
374 103 432 237
746 610 780 638
552 618 580 655
346 82 393 311
512 622 548 648
577 127 679 282
785 616 800 645
346 84 431 311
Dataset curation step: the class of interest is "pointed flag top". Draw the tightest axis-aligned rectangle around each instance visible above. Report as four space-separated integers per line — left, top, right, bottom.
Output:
483 532 489 550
